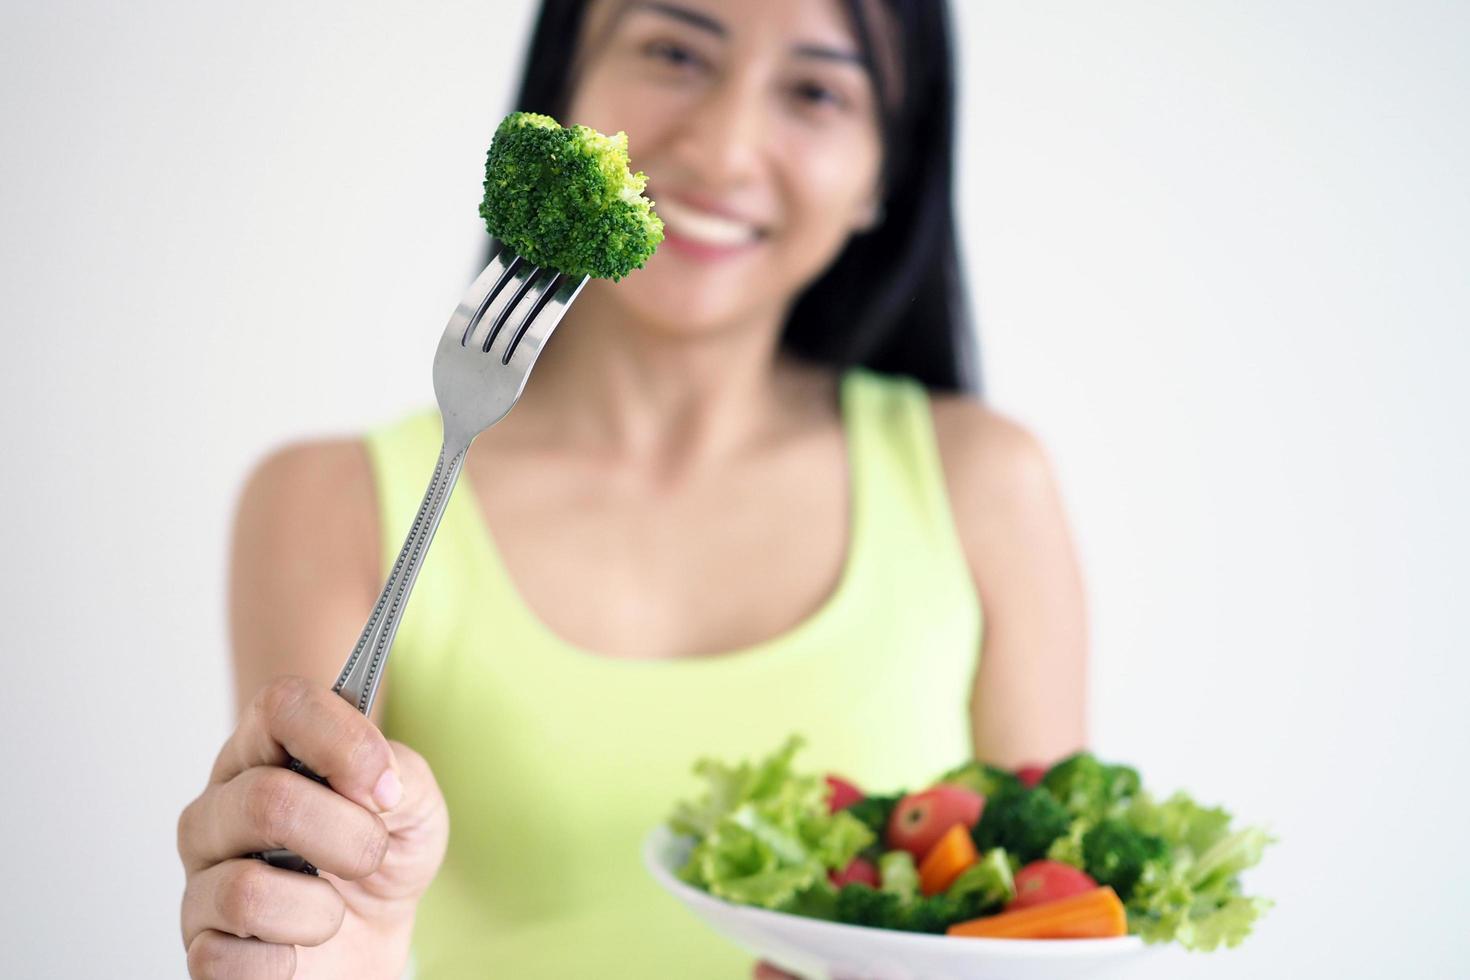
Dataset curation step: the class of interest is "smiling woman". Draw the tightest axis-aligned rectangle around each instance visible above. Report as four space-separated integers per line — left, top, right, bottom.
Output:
510 0 973 385
559 0 889 329
178 0 1089 978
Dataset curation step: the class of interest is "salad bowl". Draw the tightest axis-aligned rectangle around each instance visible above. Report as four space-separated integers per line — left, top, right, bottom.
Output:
643 825 1151 980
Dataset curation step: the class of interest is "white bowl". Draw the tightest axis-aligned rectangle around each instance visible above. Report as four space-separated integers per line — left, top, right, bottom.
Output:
642 825 1152 980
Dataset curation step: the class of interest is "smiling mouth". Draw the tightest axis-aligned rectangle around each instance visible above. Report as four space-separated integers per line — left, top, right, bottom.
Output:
654 197 765 248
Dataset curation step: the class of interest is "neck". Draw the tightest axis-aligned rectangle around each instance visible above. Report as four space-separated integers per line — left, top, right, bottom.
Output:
502 280 812 477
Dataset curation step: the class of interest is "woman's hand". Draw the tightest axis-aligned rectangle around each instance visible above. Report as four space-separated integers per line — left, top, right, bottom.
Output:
753 961 804 979
177 676 449 978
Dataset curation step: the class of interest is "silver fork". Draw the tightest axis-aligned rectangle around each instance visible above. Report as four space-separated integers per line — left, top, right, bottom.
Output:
250 239 588 875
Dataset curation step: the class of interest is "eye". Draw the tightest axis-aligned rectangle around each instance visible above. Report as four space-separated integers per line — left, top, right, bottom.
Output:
643 39 706 71
792 79 846 111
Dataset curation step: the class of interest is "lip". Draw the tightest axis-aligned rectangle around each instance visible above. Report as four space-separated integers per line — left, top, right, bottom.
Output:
660 225 763 262
651 187 770 263
653 188 769 229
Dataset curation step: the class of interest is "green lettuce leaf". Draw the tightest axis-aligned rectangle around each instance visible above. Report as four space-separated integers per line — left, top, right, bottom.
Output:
667 735 875 912
668 734 819 839
1123 792 1273 950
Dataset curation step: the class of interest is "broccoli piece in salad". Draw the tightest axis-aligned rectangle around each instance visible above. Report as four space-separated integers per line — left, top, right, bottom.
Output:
877 850 919 899
944 846 1016 914
844 792 903 849
971 786 1072 864
479 111 664 280
1080 818 1169 902
899 892 982 934
835 885 910 931
1040 752 1141 822
933 760 1023 798
833 884 987 934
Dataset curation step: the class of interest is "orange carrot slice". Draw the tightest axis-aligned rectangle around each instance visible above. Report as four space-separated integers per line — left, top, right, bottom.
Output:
918 823 977 896
946 885 1127 939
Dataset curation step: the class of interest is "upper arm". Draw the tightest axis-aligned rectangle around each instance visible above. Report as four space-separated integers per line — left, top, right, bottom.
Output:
227 437 386 728
930 396 1089 769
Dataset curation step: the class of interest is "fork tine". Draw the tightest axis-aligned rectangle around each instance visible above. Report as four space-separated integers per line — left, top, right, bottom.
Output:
502 272 563 363
481 265 547 353
504 272 589 364
448 241 515 346
462 255 522 347
502 271 588 364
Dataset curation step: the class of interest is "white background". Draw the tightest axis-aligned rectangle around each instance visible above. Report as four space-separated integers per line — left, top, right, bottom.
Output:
2 1 1466 977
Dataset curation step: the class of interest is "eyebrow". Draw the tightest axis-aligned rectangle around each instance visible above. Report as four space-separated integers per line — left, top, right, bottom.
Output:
627 3 868 66
630 2 726 38
793 43 866 67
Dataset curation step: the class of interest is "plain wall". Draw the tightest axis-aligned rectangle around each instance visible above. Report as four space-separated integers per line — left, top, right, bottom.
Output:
2 1 1466 976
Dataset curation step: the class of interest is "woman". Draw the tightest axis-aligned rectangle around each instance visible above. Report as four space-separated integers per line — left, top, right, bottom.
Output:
176 0 1087 976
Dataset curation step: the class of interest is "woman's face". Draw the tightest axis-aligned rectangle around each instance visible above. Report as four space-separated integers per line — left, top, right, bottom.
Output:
564 0 885 335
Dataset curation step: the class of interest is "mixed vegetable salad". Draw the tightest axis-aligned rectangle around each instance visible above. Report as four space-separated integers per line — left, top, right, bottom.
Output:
667 736 1271 950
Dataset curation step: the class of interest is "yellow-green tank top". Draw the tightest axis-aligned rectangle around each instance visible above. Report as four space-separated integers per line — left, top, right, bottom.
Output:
365 366 983 978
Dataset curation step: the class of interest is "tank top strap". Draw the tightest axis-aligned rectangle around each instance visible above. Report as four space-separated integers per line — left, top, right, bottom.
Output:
843 366 976 599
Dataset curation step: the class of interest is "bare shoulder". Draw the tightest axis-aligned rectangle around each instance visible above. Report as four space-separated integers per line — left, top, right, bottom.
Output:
228 437 383 716
928 393 1058 505
232 437 379 585
926 393 1066 571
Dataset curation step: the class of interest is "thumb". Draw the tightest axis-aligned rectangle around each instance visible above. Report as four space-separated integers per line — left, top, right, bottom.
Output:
369 740 450 898
381 740 447 832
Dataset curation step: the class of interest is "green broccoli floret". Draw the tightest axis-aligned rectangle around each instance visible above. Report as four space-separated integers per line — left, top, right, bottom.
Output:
901 893 978 934
1081 818 1169 902
1040 752 1141 821
877 850 919 900
833 884 985 934
835 884 901 929
971 786 1072 864
933 761 1023 798
844 793 903 845
945 847 1015 914
1046 815 1092 867
479 111 663 280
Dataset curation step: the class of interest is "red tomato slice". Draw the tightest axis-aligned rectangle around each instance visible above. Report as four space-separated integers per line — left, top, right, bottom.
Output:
825 774 865 813
1015 764 1047 788
886 785 985 861
829 856 880 888
1007 860 1099 911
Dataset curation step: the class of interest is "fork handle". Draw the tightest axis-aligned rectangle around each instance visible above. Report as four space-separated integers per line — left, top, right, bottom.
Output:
335 438 468 715
249 437 470 876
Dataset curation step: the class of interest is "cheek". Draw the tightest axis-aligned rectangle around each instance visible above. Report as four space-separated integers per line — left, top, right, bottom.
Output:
773 137 881 266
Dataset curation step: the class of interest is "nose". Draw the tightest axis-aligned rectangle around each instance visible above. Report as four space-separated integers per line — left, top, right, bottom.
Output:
666 71 766 191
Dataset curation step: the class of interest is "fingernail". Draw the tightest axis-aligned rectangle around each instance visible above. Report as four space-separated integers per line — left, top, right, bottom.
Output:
372 768 403 811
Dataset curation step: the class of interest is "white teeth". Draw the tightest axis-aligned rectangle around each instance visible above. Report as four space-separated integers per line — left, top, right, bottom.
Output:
655 197 759 247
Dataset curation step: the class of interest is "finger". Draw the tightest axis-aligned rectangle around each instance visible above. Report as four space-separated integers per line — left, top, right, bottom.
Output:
210 675 399 816
753 962 804 979
182 858 345 949
179 764 389 878
186 929 294 980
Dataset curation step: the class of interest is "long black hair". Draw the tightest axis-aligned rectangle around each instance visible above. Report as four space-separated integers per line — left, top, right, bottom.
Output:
500 0 979 395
